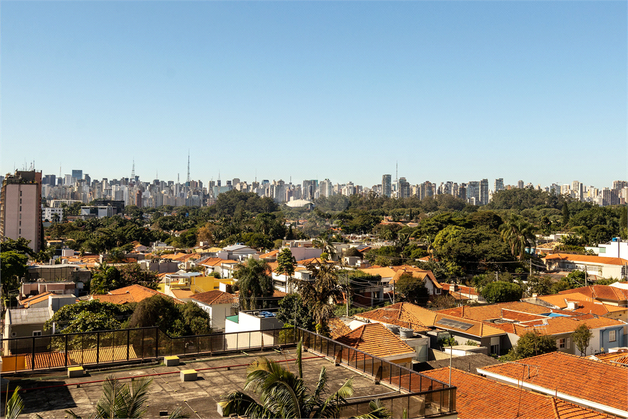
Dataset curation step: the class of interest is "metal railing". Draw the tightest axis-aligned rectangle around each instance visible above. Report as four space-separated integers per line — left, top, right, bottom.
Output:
297 328 456 417
1 326 297 374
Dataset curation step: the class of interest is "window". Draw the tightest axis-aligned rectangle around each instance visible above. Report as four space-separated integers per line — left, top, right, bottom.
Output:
557 338 566 349
609 330 617 342
32 331 42 337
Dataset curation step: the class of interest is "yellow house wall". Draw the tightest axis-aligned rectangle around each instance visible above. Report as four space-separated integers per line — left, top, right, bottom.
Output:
190 277 234 293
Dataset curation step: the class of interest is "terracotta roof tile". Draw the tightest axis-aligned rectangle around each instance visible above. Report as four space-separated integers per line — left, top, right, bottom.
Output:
423 368 615 419
20 291 54 308
559 285 628 303
335 323 415 359
545 253 628 266
390 266 442 289
191 290 237 305
437 301 571 322
479 352 628 415
92 285 178 304
328 318 352 340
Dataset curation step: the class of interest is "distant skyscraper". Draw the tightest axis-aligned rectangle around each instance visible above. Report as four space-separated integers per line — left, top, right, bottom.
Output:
382 174 392 198
480 179 489 205
494 178 504 192
0 171 43 253
71 170 83 181
467 181 480 205
517 180 524 189
399 177 410 198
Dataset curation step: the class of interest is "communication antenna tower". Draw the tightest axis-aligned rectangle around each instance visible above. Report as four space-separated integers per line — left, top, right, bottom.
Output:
187 150 191 184
131 159 135 179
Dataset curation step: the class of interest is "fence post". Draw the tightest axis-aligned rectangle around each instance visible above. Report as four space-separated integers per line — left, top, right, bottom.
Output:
155 328 159 359
65 334 69 368
32 336 36 370
96 332 100 365
127 329 130 361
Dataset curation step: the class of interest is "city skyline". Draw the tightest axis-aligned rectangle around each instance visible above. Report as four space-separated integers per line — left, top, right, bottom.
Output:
2 2 626 186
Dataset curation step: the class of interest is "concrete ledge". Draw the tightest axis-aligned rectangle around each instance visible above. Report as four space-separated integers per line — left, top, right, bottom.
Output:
68 366 84 378
180 369 197 382
164 356 180 366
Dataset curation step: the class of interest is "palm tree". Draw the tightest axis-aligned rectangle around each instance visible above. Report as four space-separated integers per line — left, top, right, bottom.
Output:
4 387 24 419
499 214 537 260
219 341 354 418
299 261 344 334
234 258 275 310
66 375 183 419
313 235 337 261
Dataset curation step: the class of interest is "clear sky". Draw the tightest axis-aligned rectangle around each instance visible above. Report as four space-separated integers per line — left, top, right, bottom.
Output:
1 1 626 189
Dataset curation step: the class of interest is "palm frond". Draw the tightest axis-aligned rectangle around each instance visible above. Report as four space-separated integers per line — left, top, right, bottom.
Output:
350 400 392 419
5 387 24 419
125 377 153 418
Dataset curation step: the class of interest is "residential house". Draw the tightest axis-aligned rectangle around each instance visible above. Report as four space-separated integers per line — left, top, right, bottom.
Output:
3 307 53 354
355 302 508 355
190 290 238 330
544 253 628 279
216 244 258 261
423 367 615 418
478 352 628 418
439 301 627 354
532 292 628 321
334 323 417 369
91 284 177 305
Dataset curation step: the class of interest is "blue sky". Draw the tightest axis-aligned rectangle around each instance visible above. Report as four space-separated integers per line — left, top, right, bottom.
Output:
1 1 626 189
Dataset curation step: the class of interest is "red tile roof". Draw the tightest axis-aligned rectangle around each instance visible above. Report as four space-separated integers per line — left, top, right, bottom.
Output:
20 291 54 308
191 290 237 305
335 323 415 359
479 352 628 415
559 285 628 303
437 301 571 322
390 266 442 289
545 253 628 266
423 367 615 419
91 285 178 304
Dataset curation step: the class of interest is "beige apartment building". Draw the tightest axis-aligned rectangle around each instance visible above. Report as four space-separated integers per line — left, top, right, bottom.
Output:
0 170 43 253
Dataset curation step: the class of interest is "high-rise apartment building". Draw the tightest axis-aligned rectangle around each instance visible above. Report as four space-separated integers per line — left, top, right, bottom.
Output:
399 177 410 198
0 171 43 253
480 179 489 205
382 174 392 198
494 178 504 192
467 181 480 205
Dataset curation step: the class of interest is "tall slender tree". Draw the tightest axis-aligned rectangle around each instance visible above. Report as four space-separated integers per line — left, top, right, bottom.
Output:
234 258 275 310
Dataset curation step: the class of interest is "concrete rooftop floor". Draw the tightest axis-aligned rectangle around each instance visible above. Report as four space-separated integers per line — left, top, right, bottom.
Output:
5 348 398 418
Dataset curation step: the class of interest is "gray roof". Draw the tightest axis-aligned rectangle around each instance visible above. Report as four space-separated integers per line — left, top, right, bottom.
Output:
7 307 52 326
414 353 500 375
223 244 254 252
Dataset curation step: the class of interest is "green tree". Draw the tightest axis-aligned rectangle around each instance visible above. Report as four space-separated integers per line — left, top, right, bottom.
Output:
0 250 29 308
562 203 570 226
118 263 160 289
394 273 429 306
219 341 354 419
501 332 557 360
234 258 275 310
573 323 593 356
277 294 315 331
44 300 132 334
481 281 523 304
128 295 210 337
299 262 344 334
276 248 297 293
90 262 123 294
499 214 537 260
527 275 554 296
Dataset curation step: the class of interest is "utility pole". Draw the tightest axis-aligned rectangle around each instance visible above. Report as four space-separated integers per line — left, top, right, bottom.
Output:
529 259 532 277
